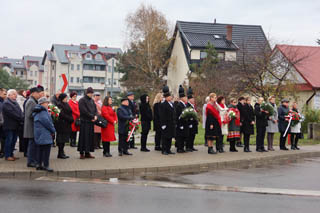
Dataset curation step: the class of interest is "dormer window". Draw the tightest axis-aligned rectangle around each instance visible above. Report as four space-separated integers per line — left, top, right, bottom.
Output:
95 54 102 60
86 53 92 60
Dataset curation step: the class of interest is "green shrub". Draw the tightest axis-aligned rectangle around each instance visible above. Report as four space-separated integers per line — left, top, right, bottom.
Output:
301 107 320 133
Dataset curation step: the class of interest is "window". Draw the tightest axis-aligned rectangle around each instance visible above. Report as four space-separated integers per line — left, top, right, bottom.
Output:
108 78 111 85
200 51 207 59
77 77 80 83
68 52 72 58
86 53 92 60
95 54 102 60
35 71 37 76
113 80 117 85
20 71 24 76
218 53 225 60
70 77 74 83
77 64 80 70
34 81 37 85
71 64 74 70
30 71 33 76
83 77 93 83
52 64 55 70
108 66 112 72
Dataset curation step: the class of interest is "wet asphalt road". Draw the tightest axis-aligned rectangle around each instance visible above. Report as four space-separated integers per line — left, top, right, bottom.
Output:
0 158 320 213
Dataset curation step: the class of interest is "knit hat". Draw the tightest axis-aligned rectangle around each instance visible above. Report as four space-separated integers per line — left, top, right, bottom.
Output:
127 92 134 97
187 87 193 99
37 85 44 92
162 85 171 98
86 87 94 94
29 87 39 94
38 97 49 105
178 85 185 98
58 93 68 102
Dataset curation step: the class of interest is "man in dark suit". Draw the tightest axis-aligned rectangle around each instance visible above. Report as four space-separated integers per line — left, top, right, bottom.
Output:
127 92 138 149
175 85 189 153
278 99 290 150
254 97 269 152
237 97 246 147
186 87 198 152
159 85 176 155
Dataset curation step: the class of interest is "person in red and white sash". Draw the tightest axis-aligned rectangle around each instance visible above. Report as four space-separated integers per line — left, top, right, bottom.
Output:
216 96 228 153
68 92 80 147
227 98 241 152
205 93 222 154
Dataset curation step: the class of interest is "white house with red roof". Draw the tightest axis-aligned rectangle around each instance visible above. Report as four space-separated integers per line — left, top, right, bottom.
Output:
273 44 320 109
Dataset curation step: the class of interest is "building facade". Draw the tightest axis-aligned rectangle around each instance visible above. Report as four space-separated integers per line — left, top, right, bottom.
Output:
42 43 123 96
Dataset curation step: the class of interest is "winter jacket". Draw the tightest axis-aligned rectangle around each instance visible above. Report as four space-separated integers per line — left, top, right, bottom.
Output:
153 102 161 132
24 96 38 138
278 104 290 133
241 103 255 135
56 102 74 134
187 102 199 135
140 94 153 133
255 103 268 128
159 101 176 139
175 101 190 137
129 100 139 118
227 104 241 132
101 105 117 142
33 105 56 145
0 97 5 127
2 98 23 131
94 100 102 133
205 103 222 137
79 95 97 122
117 105 133 135
266 103 279 133
217 103 228 135
68 99 80 132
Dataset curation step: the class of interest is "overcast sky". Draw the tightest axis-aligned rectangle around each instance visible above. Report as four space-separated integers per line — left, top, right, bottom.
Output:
1 0 319 58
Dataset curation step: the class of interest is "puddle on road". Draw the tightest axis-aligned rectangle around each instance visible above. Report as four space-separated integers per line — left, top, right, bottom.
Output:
36 157 320 198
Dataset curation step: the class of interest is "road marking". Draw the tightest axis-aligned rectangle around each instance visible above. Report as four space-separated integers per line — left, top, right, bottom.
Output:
36 176 320 197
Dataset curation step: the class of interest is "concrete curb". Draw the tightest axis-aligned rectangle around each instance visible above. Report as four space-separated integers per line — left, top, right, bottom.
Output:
1 151 320 180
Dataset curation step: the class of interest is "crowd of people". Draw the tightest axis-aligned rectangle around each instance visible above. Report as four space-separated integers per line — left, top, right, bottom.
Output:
0 84 303 172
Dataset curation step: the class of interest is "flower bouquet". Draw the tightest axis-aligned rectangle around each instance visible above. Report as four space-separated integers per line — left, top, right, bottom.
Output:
48 104 60 122
180 107 198 121
261 102 274 116
289 111 301 127
228 110 236 119
126 118 141 142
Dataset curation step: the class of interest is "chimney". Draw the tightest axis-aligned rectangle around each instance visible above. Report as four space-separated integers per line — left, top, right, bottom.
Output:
80 43 87 49
214 18 216 24
226 25 232 41
90 44 98 50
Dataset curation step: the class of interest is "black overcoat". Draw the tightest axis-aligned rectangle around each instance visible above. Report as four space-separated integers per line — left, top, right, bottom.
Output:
159 101 176 139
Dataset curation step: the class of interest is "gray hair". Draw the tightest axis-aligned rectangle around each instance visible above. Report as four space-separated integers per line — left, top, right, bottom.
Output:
7 89 17 97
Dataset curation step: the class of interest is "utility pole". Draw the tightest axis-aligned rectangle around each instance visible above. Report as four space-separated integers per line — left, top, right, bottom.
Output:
110 58 114 97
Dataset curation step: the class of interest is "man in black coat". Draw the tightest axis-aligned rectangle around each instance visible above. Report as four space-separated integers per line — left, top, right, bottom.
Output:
175 85 189 153
160 85 176 155
127 92 138 149
2 89 23 161
186 87 198 152
139 94 153 152
278 99 290 150
0 88 7 158
78 87 97 159
237 97 246 147
117 98 134 156
254 97 269 152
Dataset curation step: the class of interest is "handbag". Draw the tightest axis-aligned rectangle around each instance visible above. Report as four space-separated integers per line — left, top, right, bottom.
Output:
94 115 108 128
75 118 81 126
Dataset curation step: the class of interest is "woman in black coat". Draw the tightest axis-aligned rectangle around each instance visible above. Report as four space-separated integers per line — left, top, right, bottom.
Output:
56 93 74 159
153 93 163 151
139 94 153 152
241 97 255 152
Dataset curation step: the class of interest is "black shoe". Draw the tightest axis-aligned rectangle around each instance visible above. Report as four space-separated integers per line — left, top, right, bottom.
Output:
230 149 238 152
130 147 138 149
236 142 244 147
43 167 54 172
262 149 268 152
103 153 112 157
291 146 296 150
36 166 44 170
208 147 217 154
295 146 300 150
192 148 198 151
27 163 37 168
162 151 169 155
218 149 225 153
244 149 251 153
141 148 150 152
168 151 175 155
155 147 162 151
257 149 263 152
280 147 289 150
118 152 123 156
0 153 4 158
57 155 68 159
123 151 133 155
186 148 193 152
177 149 186 153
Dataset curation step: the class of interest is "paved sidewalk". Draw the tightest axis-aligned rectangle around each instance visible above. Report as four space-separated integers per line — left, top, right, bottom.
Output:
1 144 320 179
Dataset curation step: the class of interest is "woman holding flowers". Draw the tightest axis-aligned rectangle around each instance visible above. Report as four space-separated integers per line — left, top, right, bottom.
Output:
216 96 228 153
227 98 241 152
290 102 302 150
205 93 221 154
